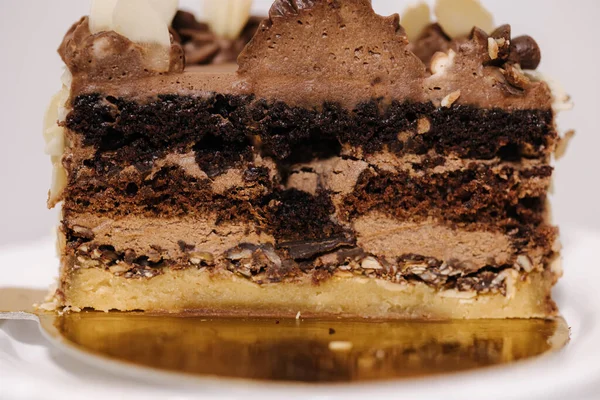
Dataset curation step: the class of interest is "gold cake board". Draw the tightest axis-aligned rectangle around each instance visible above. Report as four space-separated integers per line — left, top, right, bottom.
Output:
0 287 569 383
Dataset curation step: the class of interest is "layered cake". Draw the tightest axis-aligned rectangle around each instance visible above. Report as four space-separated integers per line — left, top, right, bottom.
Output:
43 0 572 318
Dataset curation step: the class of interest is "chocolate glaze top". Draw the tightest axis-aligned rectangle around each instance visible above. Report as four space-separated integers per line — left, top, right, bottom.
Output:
60 0 552 110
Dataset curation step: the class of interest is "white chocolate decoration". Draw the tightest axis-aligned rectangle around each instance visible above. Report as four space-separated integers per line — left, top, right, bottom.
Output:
50 165 68 207
89 0 119 34
89 0 179 46
205 0 253 40
148 0 179 25
43 68 72 206
43 93 61 148
113 0 171 46
401 2 432 43
434 0 494 39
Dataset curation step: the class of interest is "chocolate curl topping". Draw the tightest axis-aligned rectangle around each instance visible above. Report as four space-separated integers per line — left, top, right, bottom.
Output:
270 0 317 18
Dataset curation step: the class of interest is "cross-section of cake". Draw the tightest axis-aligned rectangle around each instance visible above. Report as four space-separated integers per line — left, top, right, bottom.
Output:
43 0 572 318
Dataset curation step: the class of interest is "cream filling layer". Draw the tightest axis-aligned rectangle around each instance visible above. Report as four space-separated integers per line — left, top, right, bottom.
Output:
355 213 524 270
67 214 274 262
66 212 544 272
287 153 550 198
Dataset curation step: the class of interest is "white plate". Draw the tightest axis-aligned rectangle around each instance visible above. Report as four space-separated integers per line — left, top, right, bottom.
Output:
1 226 600 400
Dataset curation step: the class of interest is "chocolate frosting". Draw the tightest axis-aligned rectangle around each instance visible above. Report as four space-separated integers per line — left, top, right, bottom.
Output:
234 0 550 109
407 23 451 65
61 1 553 110
238 0 428 105
59 17 184 94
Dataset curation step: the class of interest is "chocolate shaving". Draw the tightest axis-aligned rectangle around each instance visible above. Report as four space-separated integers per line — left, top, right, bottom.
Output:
171 11 262 66
279 234 356 260
270 0 317 18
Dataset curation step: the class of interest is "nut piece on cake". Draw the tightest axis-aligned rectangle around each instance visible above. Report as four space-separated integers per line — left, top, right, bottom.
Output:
44 0 569 319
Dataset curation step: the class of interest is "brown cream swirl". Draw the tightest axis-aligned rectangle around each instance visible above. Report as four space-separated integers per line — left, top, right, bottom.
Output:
58 17 184 92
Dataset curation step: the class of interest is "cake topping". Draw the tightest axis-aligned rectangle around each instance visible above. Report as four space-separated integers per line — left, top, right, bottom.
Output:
509 35 542 70
400 2 432 43
90 0 178 45
59 15 184 87
147 0 179 25
112 0 173 46
434 0 494 38
430 49 456 75
61 0 184 81
238 0 427 105
63 0 552 110
489 25 511 62
205 0 253 40
407 23 450 64
172 10 262 65
89 0 118 33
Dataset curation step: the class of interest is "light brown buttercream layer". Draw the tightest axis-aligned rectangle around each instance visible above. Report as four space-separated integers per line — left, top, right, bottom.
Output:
287 154 550 198
65 212 546 272
66 214 274 263
75 66 551 110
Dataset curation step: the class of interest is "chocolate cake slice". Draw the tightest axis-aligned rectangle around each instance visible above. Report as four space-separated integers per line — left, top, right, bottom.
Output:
43 0 571 318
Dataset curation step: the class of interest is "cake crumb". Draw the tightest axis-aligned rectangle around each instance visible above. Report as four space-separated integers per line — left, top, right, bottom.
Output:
417 117 431 134
34 281 61 312
441 90 461 108
555 130 575 160
488 37 499 60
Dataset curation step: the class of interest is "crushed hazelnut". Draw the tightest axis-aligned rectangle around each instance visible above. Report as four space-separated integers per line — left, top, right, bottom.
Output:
430 50 456 75
361 256 383 270
503 63 530 89
417 117 431 134
515 255 533 273
488 37 499 60
441 90 461 108
190 251 215 266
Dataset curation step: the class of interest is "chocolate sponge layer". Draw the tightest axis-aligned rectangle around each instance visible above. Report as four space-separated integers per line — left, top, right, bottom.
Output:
66 93 556 170
63 160 554 251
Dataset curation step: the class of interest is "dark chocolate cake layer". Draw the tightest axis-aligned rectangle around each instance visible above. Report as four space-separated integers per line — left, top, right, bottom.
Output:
66 93 556 165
